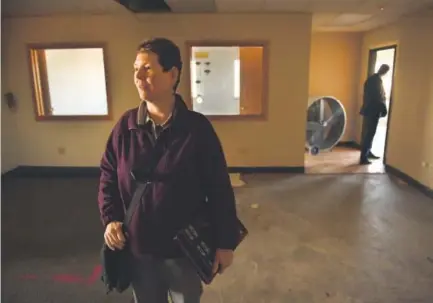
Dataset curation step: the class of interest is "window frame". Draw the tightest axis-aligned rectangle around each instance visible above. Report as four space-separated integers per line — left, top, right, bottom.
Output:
185 40 269 121
27 42 112 121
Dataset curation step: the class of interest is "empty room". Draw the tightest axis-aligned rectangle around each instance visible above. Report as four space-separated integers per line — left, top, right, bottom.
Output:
2 0 433 302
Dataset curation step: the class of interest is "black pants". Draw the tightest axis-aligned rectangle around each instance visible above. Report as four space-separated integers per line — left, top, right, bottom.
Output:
360 116 379 161
131 255 203 303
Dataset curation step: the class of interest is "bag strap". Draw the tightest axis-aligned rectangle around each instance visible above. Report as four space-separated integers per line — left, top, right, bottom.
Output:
123 142 165 230
123 182 148 229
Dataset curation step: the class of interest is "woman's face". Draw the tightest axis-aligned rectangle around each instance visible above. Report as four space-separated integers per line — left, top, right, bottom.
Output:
133 51 177 102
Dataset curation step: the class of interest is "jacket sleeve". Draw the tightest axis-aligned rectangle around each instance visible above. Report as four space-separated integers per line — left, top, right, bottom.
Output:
198 116 239 250
98 126 124 227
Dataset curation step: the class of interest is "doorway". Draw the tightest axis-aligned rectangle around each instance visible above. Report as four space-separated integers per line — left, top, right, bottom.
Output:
304 45 397 174
364 45 397 163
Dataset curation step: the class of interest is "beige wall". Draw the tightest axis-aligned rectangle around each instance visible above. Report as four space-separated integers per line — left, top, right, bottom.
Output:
0 102 19 174
2 11 432 189
359 14 433 188
1 13 312 170
309 32 362 141
1 20 20 173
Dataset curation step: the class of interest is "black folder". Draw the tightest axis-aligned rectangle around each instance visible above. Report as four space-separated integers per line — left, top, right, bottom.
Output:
173 205 248 284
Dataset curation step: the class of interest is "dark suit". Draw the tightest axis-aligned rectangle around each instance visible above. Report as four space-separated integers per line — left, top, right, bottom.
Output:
359 74 388 161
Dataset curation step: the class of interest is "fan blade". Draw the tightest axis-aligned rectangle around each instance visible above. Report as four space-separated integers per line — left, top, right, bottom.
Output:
324 108 343 126
307 121 323 131
319 98 324 123
311 128 325 147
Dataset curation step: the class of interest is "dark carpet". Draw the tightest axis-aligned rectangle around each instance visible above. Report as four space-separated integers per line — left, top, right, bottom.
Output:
1 177 132 303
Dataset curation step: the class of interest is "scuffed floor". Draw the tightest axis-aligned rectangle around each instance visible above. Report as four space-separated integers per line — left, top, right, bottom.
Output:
2 173 433 302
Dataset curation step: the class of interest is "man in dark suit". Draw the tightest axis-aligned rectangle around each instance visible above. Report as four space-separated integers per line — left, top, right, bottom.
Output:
359 64 390 165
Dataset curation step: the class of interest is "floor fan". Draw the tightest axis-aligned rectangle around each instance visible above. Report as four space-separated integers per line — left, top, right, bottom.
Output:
306 96 347 155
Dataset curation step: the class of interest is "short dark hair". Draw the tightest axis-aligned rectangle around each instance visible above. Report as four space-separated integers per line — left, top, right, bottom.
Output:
137 37 183 91
378 64 390 75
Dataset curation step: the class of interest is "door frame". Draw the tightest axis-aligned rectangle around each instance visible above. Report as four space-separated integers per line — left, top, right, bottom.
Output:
363 44 397 165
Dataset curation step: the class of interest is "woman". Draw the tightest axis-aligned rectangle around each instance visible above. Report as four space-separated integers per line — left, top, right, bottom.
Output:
98 37 239 303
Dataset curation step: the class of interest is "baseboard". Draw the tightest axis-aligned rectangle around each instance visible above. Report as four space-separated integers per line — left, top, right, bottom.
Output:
228 166 305 174
1 166 100 178
385 165 433 199
2 165 305 179
337 141 361 149
1 169 16 179
6 165 429 198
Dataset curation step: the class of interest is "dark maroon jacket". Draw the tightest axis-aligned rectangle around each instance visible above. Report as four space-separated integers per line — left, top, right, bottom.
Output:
97 95 239 257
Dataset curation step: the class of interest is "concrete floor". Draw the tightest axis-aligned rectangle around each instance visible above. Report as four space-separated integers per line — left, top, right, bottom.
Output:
2 173 433 302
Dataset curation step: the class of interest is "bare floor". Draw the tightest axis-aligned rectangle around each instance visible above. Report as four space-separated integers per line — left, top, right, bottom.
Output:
2 173 433 303
305 147 385 174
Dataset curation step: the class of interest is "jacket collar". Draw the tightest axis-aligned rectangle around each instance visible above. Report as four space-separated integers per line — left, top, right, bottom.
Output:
128 94 189 131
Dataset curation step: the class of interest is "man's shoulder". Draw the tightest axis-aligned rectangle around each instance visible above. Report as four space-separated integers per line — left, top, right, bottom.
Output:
365 74 380 86
369 74 381 82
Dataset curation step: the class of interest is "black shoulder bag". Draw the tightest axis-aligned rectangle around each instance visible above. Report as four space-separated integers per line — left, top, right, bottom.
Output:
100 143 164 294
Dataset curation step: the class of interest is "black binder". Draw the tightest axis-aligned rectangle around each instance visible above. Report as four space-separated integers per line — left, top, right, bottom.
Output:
173 204 248 284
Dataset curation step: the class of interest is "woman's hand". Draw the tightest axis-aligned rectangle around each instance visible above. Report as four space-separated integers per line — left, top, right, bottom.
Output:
212 249 234 275
104 221 126 250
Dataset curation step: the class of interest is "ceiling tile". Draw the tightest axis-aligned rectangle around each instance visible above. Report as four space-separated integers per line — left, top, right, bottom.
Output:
308 0 364 13
166 0 216 12
263 0 309 12
355 0 392 13
3 0 433 32
312 13 340 25
2 0 123 16
215 0 264 12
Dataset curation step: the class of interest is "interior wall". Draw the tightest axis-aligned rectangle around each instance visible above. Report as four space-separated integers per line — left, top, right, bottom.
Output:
1 13 312 168
308 32 362 142
1 91 21 174
387 15 433 189
1 20 20 174
359 14 433 188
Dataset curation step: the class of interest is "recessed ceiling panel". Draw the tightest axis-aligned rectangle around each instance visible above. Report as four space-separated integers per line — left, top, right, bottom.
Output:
332 13 373 25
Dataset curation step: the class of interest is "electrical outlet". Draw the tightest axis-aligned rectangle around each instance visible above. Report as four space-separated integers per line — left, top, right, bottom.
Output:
57 147 66 155
422 162 433 169
238 147 248 155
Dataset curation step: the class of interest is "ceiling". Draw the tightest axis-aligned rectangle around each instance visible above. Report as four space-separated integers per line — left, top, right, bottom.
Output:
2 0 433 31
